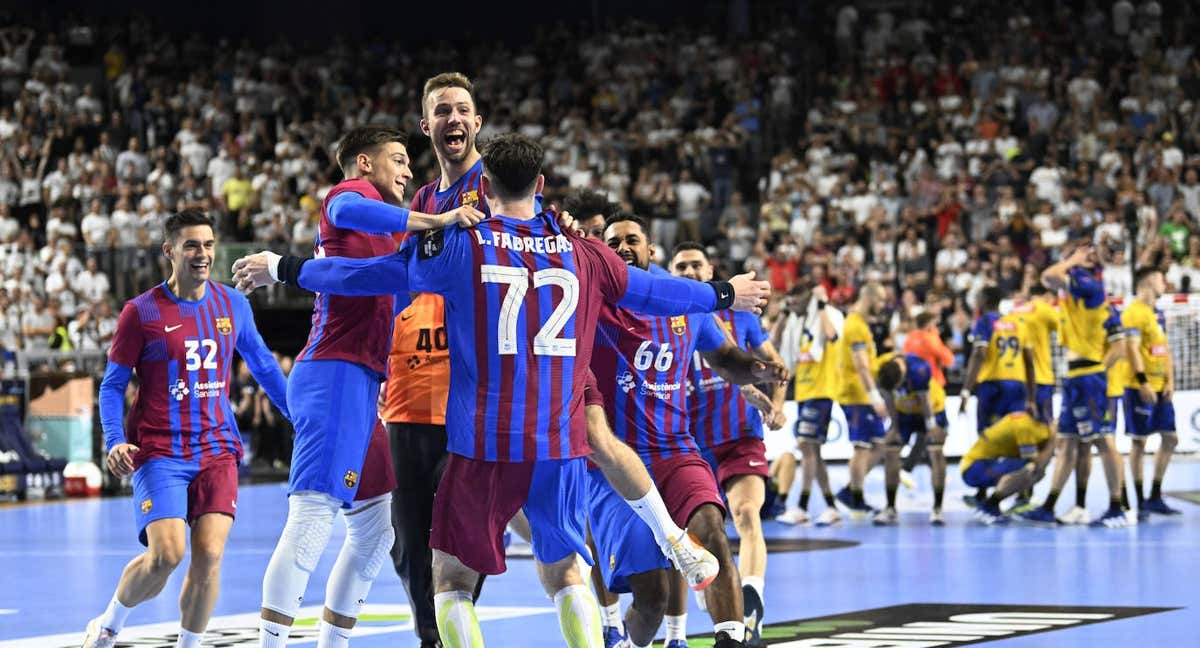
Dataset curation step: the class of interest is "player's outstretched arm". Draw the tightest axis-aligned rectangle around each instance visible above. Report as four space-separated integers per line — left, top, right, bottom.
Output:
232 294 290 420
617 267 770 316
327 192 485 233
699 340 789 387
231 250 410 298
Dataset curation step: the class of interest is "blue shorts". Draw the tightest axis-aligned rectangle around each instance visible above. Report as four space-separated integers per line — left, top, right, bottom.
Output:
794 398 834 443
1059 373 1110 441
1123 390 1177 436
287 359 382 507
1101 396 1121 435
587 469 669 593
896 412 949 446
1035 385 1055 425
843 404 885 447
976 380 1026 431
131 454 238 546
961 457 1028 488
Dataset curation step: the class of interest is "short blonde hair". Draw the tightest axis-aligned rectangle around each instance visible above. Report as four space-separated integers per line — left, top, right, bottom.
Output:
421 72 474 118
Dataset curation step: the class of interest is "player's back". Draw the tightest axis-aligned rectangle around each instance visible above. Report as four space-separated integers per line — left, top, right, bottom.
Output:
110 281 246 467
297 178 398 376
404 211 627 463
1011 300 1058 386
974 312 1027 383
837 311 876 405
964 413 1050 467
687 309 765 448
1059 267 1117 374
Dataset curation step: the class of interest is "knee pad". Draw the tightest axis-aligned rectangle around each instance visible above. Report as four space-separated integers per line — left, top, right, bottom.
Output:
283 492 340 572
344 493 395 581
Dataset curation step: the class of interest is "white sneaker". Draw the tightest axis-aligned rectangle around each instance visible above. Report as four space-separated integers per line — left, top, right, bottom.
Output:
81 618 117 648
667 531 719 591
900 470 916 489
1124 508 1140 526
872 507 899 526
929 509 945 526
775 508 810 525
814 508 841 527
1059 506 1091 525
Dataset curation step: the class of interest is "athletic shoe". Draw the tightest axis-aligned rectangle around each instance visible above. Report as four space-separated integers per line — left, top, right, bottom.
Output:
1005 499 1037 515
1090 507 1130 528
961 494 981 508
835 486 855 510
1015 507 1057 526
872 507 899 526
775 507 810 525
667 531 720 591
1058 506 1091 525
81 618 117 648
714 630 746 648
602 626 629 648
1142 497 1182 516
929 509 945 526
814 508 841 527
743 583 765 647
760 491 786 520
899 470 916 489
976 502 1008 525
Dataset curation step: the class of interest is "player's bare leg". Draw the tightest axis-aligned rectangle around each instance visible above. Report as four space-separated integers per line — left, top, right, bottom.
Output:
178 513 234 642
928 442 947 522
537 553 604 648
847 445 874 515
1130 437 1147 506
770 453 795 505
687 503 745 642
624 570 671 647
1146 432 1180 514
510 509 533 543
1036 436 1077 516
1094 436 1128 523
874 441 902 525
726 474 766 644
83 519 187 646
586 405 718 589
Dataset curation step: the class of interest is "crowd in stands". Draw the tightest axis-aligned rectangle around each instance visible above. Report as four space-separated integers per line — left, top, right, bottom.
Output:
0 2 1196 393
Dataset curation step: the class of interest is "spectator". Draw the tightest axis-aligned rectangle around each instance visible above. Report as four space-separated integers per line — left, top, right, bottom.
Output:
675 168 711 246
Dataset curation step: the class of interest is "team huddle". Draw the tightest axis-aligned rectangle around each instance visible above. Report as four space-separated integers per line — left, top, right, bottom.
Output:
82 71 1182 648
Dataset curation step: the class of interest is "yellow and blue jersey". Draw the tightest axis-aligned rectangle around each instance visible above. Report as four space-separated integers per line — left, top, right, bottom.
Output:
837 311 876 406
1011 300 1059 386
1121 300 1170 392
971 312 1029 384
879 352 946 415
1059 267 1123 377
793 324 841 403
960 412 1051 472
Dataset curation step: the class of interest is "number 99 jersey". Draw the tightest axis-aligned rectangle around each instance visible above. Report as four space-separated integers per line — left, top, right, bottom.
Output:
971 312 1031 384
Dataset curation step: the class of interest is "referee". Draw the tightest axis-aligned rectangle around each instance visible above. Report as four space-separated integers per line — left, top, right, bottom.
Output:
383 292 479 648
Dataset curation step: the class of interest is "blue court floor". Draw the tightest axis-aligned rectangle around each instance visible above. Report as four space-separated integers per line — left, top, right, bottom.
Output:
1 459 1197 647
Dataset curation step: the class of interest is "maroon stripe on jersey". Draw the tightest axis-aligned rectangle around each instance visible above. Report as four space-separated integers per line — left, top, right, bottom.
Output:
702 354 719 448
471 228 491 460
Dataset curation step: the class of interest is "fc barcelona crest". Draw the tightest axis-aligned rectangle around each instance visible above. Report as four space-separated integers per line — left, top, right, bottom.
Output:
461 189 479 206
141 498 153 514
670 315 687 336
215 317 232 335
344 469 359 489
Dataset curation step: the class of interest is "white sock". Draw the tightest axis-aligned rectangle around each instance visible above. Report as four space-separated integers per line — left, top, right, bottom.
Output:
319 620 353 648
601 603 624 632
553 584 604 648
98 595 133 633
260 619 290 648
175 629 203 648
664 613 687 641
626 488 685 554
742 575 765 603
714 620 746 642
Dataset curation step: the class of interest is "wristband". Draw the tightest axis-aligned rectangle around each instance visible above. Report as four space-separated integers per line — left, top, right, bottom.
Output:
817 300 827 310
267 252 281 282
709 280 735 310
277 255 308 286
1136 372 1148 385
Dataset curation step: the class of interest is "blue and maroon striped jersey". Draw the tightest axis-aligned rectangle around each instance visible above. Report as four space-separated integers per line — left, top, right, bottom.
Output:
297 178 398 377
403 212 629 462
592 306 728 463
107 281 285 468
688 309 769 449
410 158 489 217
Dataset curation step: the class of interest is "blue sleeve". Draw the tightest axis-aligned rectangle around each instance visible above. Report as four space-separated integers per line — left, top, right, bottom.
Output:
100 362 132 453
740 311 769 348
695 313 729 352
327 191 410 234
233 294 290 420
406 227 467 295
617 267 717 315
1068 267 1105 307
298 251 411 297
969 315 992 346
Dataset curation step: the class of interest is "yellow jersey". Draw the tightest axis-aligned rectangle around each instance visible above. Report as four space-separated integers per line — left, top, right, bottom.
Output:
972 312 1029 383
837 311 876 406
878 351 946 415
960 412 1051 472
793 328 841 402
1121 300 1170 392
1011 300 1059 386
1059 267 1123 377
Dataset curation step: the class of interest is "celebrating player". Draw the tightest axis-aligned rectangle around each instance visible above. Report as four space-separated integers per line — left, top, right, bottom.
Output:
234 134 772 648
671 241 788 645
834 283 889 518
963 413 1056 525
1122 267 1181 516
876 351 949 524
83 210 289 648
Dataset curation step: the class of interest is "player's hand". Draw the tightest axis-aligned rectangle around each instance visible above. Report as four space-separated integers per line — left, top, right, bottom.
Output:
728 271 771 313
231 251 281 294
751 360 789 384
1066 245 1093 267
1138 384 1156 404
812 284 829 302
448 204 486 228
106 443 139 478
765 408 787 431
555 209 584 236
